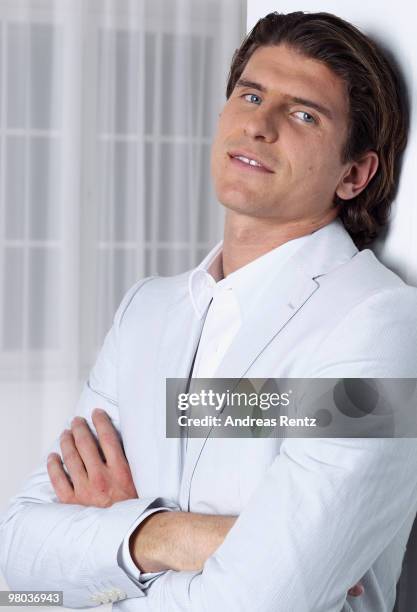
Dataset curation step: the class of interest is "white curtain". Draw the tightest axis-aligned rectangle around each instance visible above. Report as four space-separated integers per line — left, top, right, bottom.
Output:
0 0 245 597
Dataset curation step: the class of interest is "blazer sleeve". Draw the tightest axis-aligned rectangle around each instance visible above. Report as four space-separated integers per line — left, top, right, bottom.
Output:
0 277 179 609
137 287 417 612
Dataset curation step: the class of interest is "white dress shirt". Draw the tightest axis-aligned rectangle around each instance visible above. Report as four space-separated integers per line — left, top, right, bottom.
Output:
120 234 309 584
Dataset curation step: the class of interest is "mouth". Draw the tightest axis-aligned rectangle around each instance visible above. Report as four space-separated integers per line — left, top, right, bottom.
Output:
227 150 274 174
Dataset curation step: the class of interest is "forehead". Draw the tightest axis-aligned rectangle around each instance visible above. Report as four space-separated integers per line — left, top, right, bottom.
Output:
241 44 348 120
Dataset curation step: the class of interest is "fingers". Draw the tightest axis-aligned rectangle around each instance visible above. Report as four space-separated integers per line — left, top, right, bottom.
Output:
70 417 104 475
92 408 127 468
59 429 88 484
47 452 75 503
348 582 364 597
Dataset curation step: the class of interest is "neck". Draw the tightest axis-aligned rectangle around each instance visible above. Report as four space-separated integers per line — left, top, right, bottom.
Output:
222 208 338 277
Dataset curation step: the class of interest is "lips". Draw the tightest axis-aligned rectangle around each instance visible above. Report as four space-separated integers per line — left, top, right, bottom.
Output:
228 150 274 173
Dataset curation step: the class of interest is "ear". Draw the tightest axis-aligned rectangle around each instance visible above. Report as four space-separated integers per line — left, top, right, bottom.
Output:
336 151 379 201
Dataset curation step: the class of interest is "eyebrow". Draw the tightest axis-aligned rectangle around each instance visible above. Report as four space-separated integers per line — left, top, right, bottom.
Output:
235 78 334 120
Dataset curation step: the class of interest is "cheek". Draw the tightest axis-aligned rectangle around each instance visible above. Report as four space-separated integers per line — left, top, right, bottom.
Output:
211 116 229 158
210 116 237 178
213 107 242 147
210 137 225 181
296 136 342 178
210 145 219 182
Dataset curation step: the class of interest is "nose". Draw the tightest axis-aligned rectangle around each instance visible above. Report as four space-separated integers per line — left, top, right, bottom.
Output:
243 107 279 143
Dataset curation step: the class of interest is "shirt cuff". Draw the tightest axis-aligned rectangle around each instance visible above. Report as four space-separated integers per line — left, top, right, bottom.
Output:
118 499 178 589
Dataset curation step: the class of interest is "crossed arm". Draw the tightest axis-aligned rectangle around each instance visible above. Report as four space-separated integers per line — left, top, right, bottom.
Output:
46 408 364 596
47 409 236 573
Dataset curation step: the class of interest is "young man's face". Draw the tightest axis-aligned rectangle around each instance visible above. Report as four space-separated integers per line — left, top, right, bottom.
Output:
211 44 352 222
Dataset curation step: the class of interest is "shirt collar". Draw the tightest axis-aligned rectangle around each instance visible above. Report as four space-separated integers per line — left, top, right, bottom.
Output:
188 242 222 318
188 233 309 319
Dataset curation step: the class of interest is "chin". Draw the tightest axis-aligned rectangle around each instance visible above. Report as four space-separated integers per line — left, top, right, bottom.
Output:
219 197 275 219
218 192 255 213
216 182 256 207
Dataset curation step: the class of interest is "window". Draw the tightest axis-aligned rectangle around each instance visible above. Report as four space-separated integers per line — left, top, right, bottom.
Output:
0 0 245 378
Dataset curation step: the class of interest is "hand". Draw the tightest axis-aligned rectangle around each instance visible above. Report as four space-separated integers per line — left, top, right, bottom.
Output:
47 408 138 508
347 582 364 598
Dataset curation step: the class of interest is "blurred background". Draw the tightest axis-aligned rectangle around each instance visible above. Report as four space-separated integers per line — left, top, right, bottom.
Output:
0 0 245 603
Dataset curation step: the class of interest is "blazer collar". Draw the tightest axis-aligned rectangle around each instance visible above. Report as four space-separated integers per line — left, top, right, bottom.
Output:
296 218 358 280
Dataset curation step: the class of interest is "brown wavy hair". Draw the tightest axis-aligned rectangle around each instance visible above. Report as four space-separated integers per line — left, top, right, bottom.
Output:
226 12 408 248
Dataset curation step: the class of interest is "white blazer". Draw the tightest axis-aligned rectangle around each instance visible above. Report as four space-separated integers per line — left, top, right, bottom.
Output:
2 219 417 612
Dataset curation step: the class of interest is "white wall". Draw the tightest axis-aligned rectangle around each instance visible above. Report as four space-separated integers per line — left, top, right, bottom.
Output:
247 0 417 286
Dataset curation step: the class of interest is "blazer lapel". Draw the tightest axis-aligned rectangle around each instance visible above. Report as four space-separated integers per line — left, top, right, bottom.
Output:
158 292 205 381
151 279 206 498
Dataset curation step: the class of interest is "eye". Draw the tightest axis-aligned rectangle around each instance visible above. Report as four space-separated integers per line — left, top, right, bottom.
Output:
243 93 262 105
293 111 316 124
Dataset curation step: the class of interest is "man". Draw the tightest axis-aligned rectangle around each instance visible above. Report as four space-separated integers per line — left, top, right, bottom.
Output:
1 11 417 612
